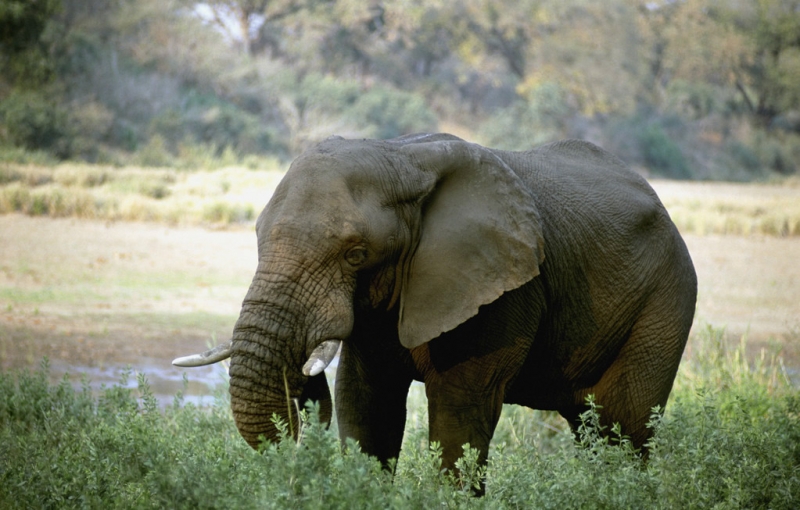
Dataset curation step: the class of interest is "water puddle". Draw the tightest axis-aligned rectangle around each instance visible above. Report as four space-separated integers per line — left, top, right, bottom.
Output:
48 358 230 408
45 356 345 408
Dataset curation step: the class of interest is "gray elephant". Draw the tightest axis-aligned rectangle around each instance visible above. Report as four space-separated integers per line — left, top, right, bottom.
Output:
174 133 696 480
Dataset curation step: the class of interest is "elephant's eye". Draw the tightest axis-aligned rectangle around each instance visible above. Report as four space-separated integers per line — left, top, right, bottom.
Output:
344 247 368 267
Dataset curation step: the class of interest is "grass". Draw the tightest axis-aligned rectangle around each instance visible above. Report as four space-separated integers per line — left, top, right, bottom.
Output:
1 327 798 509
2 161 800 234
0 161 286 226
651 179 800 237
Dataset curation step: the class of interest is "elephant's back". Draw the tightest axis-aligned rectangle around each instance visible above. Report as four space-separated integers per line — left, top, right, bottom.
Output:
501 140 660 210
498 140 670 249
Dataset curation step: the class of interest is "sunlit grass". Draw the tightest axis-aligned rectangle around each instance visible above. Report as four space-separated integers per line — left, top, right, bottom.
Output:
0 161 286 226
652 179 800 237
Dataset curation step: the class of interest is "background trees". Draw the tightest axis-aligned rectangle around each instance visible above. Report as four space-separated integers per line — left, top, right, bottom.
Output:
1 0 798 180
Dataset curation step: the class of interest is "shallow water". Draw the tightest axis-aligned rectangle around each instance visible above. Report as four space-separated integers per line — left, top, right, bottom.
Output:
47 358 231 408
46 356 346 408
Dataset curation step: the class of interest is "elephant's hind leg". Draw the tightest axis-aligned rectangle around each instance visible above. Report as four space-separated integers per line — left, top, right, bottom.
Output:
565 298 694 452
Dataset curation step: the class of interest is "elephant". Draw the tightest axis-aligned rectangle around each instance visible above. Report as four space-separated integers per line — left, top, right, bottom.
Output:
174 133 697 484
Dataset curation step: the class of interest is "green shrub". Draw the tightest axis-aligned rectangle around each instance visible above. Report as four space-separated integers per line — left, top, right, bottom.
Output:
349 86 438 140
479 82 569 151
665 80 720 119
67 101 116 162
1 326 797 508
202 200 255 224
148 91 283 162
638 122 691 179
275 73 437 146
0 144 58 165
752 130 798 175
724 139 762 172
0 90 71 158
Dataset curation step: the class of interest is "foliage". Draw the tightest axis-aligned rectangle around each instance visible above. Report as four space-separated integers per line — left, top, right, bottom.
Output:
479 82 570 151
147 92 285 159
637 121 692 180
1 327 798 508
0 91 72 158
270 72 437 150
0 0 62 86
0 0 799 179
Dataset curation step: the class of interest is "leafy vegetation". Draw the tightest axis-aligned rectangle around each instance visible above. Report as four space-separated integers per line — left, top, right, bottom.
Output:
1 327 798 508
1 0 799 180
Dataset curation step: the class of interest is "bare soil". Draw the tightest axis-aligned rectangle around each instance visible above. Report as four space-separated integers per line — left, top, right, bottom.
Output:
1 214 799 401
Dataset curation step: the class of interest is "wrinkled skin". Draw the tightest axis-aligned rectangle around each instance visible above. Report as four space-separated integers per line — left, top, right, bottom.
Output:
183 133 696 488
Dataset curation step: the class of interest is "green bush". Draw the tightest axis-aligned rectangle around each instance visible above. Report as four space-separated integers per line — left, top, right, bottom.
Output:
0 90 71 158
723 139 762 173
479 82 569 151
148 91 283 161
752 130 798 175
638 122 692 179
349 85 438 140
0 144 58 165
67 101 116 162
606 114 693 179
1 326 798 508
133 135 174 168
665 80 720 120
275 73 437 146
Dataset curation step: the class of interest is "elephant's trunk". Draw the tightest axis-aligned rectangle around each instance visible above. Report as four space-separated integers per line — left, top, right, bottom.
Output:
227 298 333 449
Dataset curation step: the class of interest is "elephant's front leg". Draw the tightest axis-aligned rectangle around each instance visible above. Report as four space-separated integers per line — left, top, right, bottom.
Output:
426 379 504 491
335 341 413 469
416 325 533 494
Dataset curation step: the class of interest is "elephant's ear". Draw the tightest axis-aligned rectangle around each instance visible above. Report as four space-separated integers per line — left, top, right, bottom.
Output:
396 141 545 349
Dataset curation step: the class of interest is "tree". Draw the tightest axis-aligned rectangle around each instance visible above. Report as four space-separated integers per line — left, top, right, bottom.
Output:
0 0 63 87
201 0 329 56
640 0 800 125
452 0 541 79
744 0 800 123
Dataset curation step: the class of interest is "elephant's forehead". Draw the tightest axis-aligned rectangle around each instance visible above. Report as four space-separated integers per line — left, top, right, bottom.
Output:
289 146 389 184
258 169 365 241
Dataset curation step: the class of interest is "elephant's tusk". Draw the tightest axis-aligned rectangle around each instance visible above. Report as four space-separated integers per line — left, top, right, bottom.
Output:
172 341 233 367
302 340 341 376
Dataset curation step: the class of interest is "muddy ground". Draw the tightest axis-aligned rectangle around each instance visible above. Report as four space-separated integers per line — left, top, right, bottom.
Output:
1 214 798 403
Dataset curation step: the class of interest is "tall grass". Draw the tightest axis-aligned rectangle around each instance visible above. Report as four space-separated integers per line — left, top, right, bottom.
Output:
1 327 798 508
652 180 800 237
0 162 285 226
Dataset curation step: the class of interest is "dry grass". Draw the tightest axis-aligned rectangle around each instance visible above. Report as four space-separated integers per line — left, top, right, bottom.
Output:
0 162 286 226
4 161 800 235
651 179 800 237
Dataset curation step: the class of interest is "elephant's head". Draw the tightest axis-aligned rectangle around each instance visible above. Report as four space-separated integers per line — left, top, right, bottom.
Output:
174 134 544 448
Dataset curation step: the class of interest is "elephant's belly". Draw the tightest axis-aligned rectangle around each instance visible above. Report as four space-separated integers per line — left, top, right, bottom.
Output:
504 370 574 410
503 339 594 410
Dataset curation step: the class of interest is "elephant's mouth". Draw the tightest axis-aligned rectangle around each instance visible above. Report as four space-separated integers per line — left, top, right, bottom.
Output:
301 340 341 376
173 339 341 376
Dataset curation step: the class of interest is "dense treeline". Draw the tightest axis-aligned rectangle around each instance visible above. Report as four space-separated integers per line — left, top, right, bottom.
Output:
1 0 799 180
